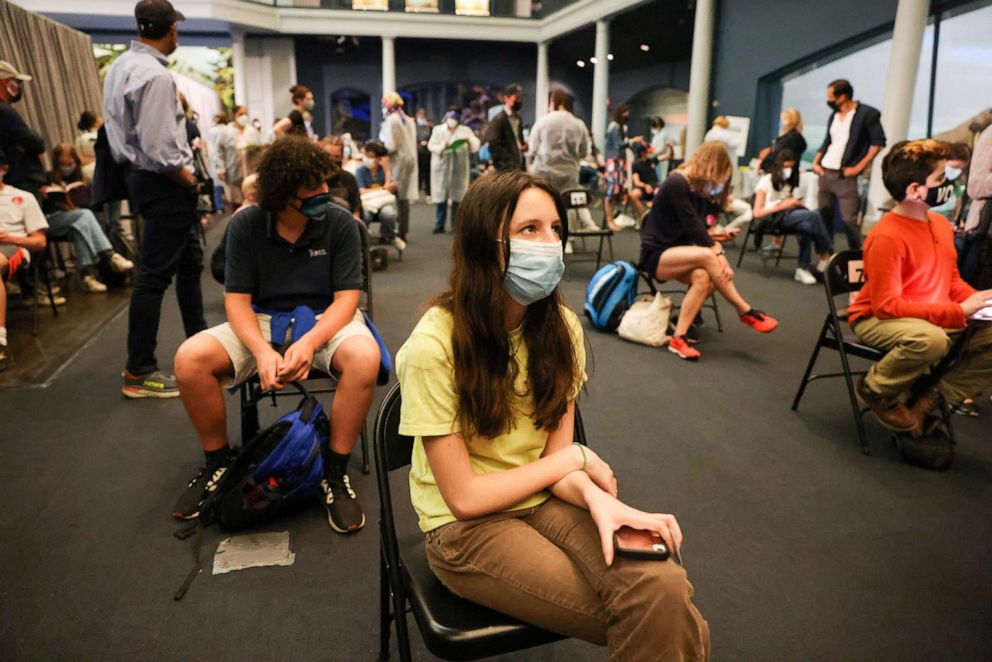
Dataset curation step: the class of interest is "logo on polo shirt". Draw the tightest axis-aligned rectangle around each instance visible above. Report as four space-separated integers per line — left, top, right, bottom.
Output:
309 248 328 257
12 196 23 205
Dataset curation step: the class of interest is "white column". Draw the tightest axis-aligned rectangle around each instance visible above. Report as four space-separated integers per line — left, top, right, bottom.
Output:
535 42 549 120
382 36 396 98
685 0 715 156
591 20 610 150
867 0 930 221
231 31 246 107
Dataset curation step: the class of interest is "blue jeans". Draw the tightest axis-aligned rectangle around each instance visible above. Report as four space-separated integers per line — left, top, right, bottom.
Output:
435 201 459 231
365 203 398 240
46 208 113 268
780 208 833 270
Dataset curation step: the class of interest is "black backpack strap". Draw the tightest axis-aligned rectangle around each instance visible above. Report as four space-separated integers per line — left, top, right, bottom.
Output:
172 520 206 601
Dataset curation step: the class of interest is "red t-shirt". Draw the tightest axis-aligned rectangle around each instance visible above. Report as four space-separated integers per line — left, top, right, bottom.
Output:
849 210 975 329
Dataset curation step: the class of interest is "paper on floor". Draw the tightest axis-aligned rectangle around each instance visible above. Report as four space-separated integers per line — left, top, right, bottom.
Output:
212 531 296 575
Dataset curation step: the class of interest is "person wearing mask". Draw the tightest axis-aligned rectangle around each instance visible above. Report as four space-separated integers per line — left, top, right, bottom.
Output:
231 106 262 177
75 111 101 181
752 150 833 285
704 116 743 199
42 144 134 293
172 137 380 531
379 92 418 242
428 108 480 234
320 135 362 219
0 61 45 201
415 108 432 196
649 116 674 182
639 141 779 360
812 79 886 250
395 171 710 658
603 102 644 230
355 140 405 252
103 0 207 398
485 83 527 173
630 143 658 218
527 90 589 193
0 147 48 372
273 84 314 139
849 139 992 434
210 112 241 208
931 142 970 225
759 108 807 172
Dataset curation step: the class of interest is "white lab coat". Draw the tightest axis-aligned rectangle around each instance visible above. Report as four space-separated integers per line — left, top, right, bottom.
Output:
428 123 480 203
381 111 419 201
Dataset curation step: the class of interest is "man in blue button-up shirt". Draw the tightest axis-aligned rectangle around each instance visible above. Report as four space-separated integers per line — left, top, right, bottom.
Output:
103 0 206 399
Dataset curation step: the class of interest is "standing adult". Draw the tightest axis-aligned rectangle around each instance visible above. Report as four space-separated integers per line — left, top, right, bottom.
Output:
210 112 241 208
380 92 418 241
0 61 45 200
964 122 992 233
758 108 807 172
812 79 886 250
415 108 432 196
428 109 480 233
273 85 314 139
527 90 589 193
603 102 644 230
485 83 526 173
231 106 262 181
104 0 207 398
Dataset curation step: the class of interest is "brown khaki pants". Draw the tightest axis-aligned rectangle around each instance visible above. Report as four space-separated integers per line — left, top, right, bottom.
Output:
853 317 992 404
425 497 710 661
817 170 863 250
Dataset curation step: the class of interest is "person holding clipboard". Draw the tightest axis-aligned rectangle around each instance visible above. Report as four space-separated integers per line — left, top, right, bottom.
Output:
427 109 479 234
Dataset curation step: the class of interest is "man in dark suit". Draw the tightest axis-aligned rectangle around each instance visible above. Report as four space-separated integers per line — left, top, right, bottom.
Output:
812 79 886 250
485 83 526 172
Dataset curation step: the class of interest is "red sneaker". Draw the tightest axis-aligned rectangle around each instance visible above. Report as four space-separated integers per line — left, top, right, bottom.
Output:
739 309 778 333
668 335 701 360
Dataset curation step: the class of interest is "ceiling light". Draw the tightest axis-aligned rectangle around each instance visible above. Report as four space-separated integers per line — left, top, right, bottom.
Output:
337 35 346 44
640 44 650 51
590 57 597 64
607 53 614 61
576 60 585 68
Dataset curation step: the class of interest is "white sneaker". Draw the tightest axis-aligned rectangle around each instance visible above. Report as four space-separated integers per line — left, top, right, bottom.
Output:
794 268 817 285
109 252 134 273
392 236 407 252
82 274 108 293
816 255 833 273
564 240 574 255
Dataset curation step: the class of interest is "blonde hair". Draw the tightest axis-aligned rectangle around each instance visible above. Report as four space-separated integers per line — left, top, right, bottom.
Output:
712 115 730 129
676 141 733 207
780 108 803 134
241 173 259 201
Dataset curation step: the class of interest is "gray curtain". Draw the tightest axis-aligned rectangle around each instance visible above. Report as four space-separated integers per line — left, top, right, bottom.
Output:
0 0 103 169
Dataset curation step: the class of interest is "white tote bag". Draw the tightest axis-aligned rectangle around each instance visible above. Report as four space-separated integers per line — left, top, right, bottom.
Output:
618 293 672 347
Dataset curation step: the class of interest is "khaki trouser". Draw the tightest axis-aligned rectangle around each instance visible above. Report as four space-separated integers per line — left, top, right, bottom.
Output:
425 497 710 661
853 317 992 404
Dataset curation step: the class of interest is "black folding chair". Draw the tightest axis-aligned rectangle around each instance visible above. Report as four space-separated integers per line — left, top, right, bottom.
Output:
636 268 723 333
791 250 884 454
239 219 377 474
735 213 797 269
374 381 589 661
560 187 613 271
29 247 60 336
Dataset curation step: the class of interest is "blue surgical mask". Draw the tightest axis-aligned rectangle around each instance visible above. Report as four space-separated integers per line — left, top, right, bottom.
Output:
945 165 963 182
504 239 564 306
705 182 725 198
298 192 331 219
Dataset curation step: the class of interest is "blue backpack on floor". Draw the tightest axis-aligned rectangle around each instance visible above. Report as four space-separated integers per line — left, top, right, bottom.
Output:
585 261 639 331
199 382 327 530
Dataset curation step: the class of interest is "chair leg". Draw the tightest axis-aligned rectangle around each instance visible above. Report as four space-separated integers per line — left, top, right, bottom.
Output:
392 585 413 662
378 554 392 661
360 422 371 474
31 260 40 336
736 224 752 268
605 235 614 262
40 253 58 318
791 317 830 410
836 334 871 455
239 383 260 443
775 235 787 267
710 294 723 332
594 236 604 270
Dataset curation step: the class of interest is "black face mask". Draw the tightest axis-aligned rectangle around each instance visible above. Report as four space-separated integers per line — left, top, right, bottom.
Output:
923 181 955 208
826 100 840 112
510 99 523 112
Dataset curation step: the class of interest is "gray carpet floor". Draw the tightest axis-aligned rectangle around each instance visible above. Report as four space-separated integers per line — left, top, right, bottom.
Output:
1 203 990 661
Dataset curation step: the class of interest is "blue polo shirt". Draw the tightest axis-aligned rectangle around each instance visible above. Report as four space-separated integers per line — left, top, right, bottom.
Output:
224 204 362 312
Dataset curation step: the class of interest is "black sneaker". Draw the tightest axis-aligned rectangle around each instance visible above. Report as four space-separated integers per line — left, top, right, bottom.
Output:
321 472 365 534
172 463 229 520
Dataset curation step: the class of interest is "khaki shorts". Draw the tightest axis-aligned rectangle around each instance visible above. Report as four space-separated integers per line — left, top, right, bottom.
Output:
204 308 373 388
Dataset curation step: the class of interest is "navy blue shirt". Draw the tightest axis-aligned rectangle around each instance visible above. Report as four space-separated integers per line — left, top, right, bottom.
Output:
224 204 362 312
355 165 386 189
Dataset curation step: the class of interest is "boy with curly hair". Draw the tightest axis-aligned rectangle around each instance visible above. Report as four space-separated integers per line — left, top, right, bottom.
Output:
171 137 380 532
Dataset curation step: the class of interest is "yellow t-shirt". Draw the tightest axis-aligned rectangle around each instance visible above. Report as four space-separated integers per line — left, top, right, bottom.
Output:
395 305 587 532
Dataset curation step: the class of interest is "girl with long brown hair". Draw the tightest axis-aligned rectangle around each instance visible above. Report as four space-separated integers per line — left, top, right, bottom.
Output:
639 141 779 360
395 171 709 659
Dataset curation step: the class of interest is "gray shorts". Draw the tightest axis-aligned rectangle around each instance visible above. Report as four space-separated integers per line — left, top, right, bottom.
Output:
203 308 374 388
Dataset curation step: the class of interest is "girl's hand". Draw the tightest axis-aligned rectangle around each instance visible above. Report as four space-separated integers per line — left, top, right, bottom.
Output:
586 491 683 566
580 447 618 497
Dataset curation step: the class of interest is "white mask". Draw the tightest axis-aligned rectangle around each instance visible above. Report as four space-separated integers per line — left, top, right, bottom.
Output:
445 118 458 129
236 114 249 127
362 156 376 169
781 167 793 180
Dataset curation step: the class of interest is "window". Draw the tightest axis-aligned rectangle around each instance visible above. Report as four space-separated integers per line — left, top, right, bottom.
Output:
931 2 992 135
455 0 490 16
405 0 439 11
352 0 388 10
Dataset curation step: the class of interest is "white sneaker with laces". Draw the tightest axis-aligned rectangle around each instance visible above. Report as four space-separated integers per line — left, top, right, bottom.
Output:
392 236 407 252
109 252 134 272
564 240 574 255
794 267 817 285
82 274 108 293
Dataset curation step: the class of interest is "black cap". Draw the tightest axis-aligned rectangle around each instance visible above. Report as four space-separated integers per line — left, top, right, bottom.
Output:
503 83 524 97
135 0 185 27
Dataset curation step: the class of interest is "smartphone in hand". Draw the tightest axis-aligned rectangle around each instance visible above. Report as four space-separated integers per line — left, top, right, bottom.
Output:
614 526 670 561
